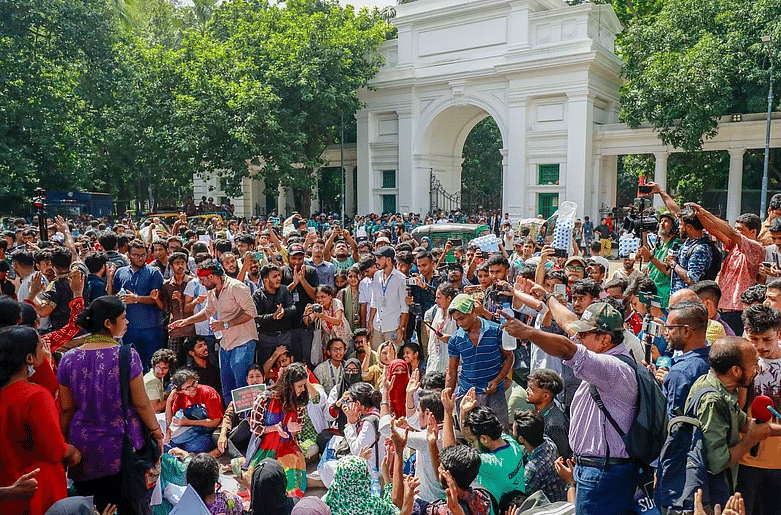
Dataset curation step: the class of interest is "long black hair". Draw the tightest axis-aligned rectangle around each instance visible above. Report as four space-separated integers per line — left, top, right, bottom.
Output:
0 326 39 388
76 295 125 334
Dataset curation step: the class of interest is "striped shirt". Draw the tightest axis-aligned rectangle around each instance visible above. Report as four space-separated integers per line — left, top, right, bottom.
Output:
448 317 505 395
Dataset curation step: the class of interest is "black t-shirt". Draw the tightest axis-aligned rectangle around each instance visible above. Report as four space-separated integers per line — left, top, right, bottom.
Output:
40 276 73 331
280 265 319 329
0 278 15 298
192 361 222 399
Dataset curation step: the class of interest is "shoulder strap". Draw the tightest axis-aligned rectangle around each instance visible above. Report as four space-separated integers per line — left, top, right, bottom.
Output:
588 354 636 438
119 344 131 429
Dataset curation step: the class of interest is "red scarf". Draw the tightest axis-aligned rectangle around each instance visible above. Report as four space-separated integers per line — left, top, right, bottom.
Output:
387 359 409 418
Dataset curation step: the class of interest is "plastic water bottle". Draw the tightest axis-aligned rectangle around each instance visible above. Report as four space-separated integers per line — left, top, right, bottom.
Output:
118 288 127 297
390 332 396 342
210 316 223 339
370 466 382 497
410 332 418 345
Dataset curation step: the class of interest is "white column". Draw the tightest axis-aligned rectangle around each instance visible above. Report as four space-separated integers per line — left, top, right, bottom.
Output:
566 92 595 213
726 148 745 223
653 152 668 210
591 154 603 221
356 111 373 215
397 108 421 213
506 98 527 217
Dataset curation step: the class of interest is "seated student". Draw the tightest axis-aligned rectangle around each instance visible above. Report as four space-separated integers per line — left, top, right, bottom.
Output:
415 444 493 515
184 336 222 398
214 364 264 459
401 340 426 377
346 328 377 369
362 340 397 390
186 453 243 515
144 348 177 413
525 369 570 459
314 338 346 394
441 388 525 504
512 410 567 502
264 346 319 385
165 369 224 454
690 280 736 336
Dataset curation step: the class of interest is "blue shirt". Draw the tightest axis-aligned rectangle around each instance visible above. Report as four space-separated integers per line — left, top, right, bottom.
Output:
113 264 164 329
671 236 712 294
448 317 505 394
662 345 710 418
305 259 336 288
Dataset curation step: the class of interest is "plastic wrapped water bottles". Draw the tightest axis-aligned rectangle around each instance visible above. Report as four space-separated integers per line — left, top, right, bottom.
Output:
618 233 641 258
551 201 577 255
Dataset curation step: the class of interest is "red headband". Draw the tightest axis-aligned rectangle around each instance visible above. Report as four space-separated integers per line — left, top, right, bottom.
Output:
197 269 213 278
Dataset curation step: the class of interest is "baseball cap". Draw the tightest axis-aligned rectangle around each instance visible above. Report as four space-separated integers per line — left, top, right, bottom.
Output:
375 236 391 245
589 255 610 272
288 244 305 256
373 246 395 259
567 302 623 334
564 256 586 268
448 293 476 315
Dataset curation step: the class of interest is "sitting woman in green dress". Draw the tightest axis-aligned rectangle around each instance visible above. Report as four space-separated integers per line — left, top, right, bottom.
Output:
247 363 309 498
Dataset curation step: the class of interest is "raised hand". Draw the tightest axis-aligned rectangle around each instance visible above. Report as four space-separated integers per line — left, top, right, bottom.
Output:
390 417 410 451
426 412 439 446
406 368 420 396
7 469 39 500
443 470 467 515
441 388 456 413
460 387 477 413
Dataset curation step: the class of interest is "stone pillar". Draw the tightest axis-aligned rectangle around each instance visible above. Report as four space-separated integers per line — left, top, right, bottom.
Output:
397 108 419 213
356 111 373 215
506 97 527 217
566 92 595 214
653 152 668 210
726 148 745 223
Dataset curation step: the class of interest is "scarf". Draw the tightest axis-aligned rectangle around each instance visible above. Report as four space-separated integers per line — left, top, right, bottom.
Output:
323 456 399 515
387 359 410 418
292 496 331 515
249 458 294 515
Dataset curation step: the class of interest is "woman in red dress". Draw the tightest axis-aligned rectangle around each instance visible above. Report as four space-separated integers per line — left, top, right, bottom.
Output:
0 326 80 515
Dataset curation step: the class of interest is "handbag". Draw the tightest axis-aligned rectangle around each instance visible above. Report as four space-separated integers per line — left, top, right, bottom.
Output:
119 344 162 501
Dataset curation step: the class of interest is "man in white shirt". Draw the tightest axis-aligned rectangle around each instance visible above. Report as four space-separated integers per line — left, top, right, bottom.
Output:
369 246 409 350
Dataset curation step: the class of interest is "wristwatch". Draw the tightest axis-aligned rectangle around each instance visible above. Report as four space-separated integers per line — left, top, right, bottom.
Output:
543 292 555 304
223 321 229 329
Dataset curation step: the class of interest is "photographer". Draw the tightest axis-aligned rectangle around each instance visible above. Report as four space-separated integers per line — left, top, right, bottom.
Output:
636 210 680 308
668 209 713 294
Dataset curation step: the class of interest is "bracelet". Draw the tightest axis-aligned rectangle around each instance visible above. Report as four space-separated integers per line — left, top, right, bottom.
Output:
406 404 415 410
380 401 390 406
543 292 555 303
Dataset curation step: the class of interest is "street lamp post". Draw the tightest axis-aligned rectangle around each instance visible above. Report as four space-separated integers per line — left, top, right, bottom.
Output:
761 35 775 219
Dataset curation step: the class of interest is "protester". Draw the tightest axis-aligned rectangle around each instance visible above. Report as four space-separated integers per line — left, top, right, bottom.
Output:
144 348 176 413
164 369 223 454
186 453 244 515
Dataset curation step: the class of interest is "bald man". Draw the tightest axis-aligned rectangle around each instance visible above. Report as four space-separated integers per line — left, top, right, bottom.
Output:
668 288 726 345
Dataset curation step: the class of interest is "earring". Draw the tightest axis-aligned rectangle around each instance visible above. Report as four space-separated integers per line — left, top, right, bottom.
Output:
27 363 35 377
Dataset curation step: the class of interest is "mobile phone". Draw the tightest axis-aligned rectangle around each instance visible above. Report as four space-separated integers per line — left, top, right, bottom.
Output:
762 261 773 268
553 248 568 258
554 283 567 297
308 227 316 235
450 239 462 247
638 185 653 194
253 251 264 261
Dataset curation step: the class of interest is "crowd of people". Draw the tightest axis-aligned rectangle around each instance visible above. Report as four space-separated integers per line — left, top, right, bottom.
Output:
1 181 780 515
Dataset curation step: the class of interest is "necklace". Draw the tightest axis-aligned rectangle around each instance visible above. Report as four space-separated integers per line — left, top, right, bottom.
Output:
84 334 119 347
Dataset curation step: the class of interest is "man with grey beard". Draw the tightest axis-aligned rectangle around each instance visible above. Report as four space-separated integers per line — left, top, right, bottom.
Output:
637 211 681 308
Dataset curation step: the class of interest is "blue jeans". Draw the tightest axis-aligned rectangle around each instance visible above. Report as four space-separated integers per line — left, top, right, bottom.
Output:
575 462 638 515
219 340 257 403
123 326 164 371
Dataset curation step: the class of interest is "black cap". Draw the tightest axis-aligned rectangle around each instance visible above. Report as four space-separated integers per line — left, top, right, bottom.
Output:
373 246 395 259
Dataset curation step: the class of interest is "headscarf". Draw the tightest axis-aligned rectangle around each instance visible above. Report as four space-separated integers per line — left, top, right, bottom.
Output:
44 496 94 515
421 236 432 250
387 358 410 418
249 458 294 515
292 497 331 515
334 358 365 432
323 456 399 515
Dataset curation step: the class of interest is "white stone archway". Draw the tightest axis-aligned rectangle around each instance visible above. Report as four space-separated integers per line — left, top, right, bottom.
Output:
357 0 625 220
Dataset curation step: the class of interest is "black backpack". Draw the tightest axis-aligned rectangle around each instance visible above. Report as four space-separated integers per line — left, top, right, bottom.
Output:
589 354 668 466
654 386 730 511
685 238 722 281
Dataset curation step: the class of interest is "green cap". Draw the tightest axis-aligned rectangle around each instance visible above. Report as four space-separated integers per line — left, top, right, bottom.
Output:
567 302 623 334
448 293 476 315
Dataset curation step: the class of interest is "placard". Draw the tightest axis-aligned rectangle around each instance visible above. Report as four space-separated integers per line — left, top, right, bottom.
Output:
231 384 265 413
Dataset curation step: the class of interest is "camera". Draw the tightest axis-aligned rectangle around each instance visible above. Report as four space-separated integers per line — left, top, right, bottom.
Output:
643 318 663 338
311 303 323 313
409 302 422 318
638 185 653 194
405 277 418 288
623 197 659 238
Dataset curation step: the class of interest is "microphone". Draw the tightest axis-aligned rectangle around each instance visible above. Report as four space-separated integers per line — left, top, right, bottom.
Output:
750 396 775 457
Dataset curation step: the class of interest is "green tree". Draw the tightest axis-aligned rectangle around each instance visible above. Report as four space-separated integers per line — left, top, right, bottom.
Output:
460 117 503 213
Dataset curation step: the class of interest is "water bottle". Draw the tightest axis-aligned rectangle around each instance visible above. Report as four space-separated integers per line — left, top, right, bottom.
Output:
370 465 382 497
410 332 418 345
210 316 223 339
118 288 127 297
390 332 396 342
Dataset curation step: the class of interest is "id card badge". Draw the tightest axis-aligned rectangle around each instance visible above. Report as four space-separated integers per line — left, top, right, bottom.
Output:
293 292 300 303
382 297 387 307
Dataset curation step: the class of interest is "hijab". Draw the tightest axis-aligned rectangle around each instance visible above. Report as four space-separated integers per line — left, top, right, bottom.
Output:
249 458 294 515
421 237 432 250
44 497 94 515
292 497 331 515
323 456 399 515
386 358 410 418
334 358 363 432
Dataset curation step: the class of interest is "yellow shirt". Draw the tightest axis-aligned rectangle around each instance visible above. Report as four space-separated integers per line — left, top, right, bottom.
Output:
706 319 727 345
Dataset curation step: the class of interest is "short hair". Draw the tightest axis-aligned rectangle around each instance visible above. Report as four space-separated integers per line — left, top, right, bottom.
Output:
127 239 147 252
690 280 722 305
736 213 761 234
116 234 131 248
741 284 767 305
169 251 188 265
151 348 177 368
84 251 107 274
420 371 446 390
527 369 563 396
439 445 481 490
463 405 503 440
770 193 781 211
395 251 413 266
570 278 601 298
49 246 72 269
418 390 444 422
171 368 199 390
709 337 750 375
604 277 628 293
415 250 434 262
315 284 335 297
769 217 781 233
512 409 545 447
589 262 606 274
33 249 51 264
213 239 232 254
234 234 254 245
151 239 168 251
742 304 781 335
98 231 118 251
437 282 457 300
260 263 281 279
767 279 781 291
625 277 657 298
196 259 222 275
590 241 602 253
544 269 567 284
0 296 22 327
487 254 510 269
668 301 708 332
680 212 704 231
353 327 369 339
186 453 219 499
10 249 34 267
326 338 345 351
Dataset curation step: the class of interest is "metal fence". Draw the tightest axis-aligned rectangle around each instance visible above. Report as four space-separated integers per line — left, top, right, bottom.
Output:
429 170 461 212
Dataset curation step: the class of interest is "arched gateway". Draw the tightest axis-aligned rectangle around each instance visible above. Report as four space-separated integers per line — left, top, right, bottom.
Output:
356 0 624 220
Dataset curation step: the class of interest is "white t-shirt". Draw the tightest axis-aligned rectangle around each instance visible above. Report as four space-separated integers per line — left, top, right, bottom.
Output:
426 307 457 373
184 279 212 336
407 428 446 503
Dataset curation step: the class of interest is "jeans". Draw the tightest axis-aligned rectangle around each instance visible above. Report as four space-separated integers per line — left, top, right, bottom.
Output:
255 331 293 369
736 465 781 515
219 340 257 403
123 326 164 372
574 461 638 515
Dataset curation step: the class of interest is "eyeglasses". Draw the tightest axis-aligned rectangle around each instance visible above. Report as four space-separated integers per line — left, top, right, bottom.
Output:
663 324 687 330
566 266 584 272
182 382 198 391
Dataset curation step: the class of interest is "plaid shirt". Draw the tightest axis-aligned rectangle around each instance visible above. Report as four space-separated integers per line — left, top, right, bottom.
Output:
523 437 568 502
671 236 712 294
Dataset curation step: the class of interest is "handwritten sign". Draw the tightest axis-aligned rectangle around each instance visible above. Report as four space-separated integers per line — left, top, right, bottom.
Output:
231 384 265 413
